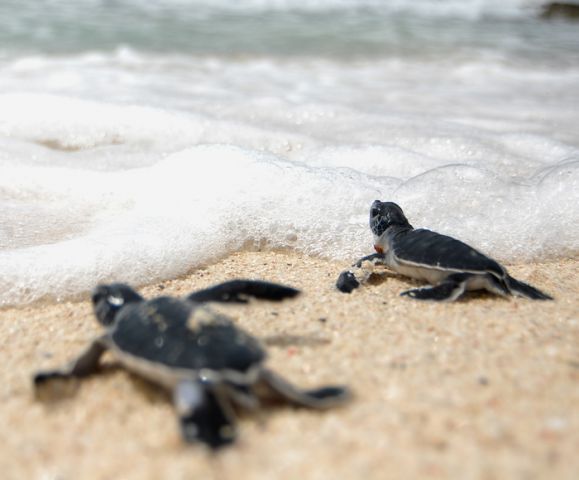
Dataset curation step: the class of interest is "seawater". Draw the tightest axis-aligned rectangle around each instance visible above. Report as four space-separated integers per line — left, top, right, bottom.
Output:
1 0 578 305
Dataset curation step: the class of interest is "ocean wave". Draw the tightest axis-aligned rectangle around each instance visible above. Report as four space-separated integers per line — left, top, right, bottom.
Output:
11 0 545 17
1 0 573 61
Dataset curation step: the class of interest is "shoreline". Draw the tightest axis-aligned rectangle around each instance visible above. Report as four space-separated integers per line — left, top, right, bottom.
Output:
1 251 578 479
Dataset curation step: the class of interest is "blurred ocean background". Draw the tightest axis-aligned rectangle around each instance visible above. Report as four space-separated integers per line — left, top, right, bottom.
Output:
0 0 578 305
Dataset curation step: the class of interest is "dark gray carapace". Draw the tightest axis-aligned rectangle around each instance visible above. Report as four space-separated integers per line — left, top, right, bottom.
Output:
34 280 351 450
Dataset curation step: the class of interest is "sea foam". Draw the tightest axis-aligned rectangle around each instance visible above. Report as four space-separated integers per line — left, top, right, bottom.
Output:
1 89 578 306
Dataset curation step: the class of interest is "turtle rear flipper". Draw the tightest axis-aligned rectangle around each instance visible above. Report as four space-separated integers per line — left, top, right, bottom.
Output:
258 368 351 409
34 337 108 385
506 275 553 300
174 381 237 449
187 280 300 304
401 273 471 301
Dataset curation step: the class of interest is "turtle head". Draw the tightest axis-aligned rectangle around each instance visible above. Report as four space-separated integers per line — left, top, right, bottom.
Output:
370 201 412 239
92 283 144 327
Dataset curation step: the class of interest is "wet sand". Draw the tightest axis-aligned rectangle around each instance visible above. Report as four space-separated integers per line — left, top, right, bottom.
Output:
1 251 577 480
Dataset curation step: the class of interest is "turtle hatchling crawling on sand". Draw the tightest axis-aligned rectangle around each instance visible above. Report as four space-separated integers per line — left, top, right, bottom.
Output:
34 280 351 449
336 201 553 302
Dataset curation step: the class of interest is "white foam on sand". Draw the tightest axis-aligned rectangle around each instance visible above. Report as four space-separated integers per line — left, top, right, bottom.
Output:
0 50 578 306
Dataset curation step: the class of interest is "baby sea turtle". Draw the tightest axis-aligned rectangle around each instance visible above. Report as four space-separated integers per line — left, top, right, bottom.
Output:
34 280 351 449
336 201 553 302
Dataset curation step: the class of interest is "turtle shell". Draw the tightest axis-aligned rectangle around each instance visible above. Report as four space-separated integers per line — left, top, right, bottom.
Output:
110 297 265 374
392 228 505 276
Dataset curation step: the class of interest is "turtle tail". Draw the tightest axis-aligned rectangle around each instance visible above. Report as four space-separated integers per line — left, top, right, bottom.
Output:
506 275 553 300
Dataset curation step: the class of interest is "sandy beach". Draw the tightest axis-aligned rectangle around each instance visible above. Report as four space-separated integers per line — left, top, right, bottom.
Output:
0 250 577 480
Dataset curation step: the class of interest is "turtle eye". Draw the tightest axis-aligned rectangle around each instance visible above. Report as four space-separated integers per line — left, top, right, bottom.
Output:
107 295 125 307
371 207 380 217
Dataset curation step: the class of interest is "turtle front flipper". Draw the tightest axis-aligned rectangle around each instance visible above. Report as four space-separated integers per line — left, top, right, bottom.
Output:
186 280 300 304
33 336 108 385
174 380 237 449
258 368 351 409
352 252 387 269
400 273 472 302
505 275 553 300
336 253 386 293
